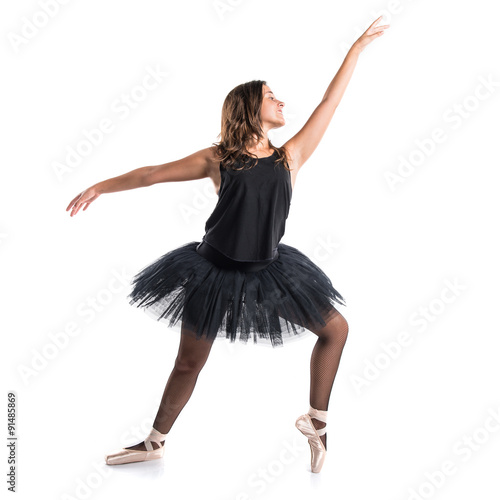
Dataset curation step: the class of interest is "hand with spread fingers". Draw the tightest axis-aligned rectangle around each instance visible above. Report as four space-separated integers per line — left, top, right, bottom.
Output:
353 15 390 52
66 185 101 217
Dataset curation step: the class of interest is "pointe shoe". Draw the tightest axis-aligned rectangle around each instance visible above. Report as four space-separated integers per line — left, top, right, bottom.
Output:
105 427 168 465
295 406 328 473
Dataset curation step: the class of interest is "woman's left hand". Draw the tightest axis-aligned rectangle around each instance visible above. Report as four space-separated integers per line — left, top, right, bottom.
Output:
353 15 390 52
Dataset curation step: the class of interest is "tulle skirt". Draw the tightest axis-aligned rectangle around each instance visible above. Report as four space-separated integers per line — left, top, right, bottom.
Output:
127 241 346 348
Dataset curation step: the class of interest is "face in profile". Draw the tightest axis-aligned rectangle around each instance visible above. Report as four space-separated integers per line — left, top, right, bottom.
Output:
260 84 285 130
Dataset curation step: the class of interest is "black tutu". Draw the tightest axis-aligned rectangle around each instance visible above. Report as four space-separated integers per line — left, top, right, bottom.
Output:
127 241 346 348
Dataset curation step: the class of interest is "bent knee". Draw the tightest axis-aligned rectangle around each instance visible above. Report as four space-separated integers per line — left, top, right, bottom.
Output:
325 310 349 342
174 355 208 373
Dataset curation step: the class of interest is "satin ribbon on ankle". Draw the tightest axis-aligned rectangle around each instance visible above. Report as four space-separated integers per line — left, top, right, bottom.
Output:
307 406 327 436
144 427 168 452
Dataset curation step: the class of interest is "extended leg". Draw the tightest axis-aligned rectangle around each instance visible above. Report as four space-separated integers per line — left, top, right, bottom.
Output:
308 307 349 451
125 325 215 451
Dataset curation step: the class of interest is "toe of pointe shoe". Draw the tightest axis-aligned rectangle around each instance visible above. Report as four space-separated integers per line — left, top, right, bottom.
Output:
105 446 164 465
309 443 326 473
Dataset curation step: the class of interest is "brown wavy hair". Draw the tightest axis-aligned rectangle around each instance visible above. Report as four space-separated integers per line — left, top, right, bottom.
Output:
211 80 291 172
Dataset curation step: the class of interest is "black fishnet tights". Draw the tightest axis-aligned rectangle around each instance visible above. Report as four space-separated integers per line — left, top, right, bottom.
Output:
125 327 215 451
309 307 349 451
126 309 348 453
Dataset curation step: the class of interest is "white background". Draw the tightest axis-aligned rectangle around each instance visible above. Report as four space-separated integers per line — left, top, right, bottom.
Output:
2 0 500 498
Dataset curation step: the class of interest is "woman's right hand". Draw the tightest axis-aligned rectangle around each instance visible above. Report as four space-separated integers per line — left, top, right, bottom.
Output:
66 185 101 217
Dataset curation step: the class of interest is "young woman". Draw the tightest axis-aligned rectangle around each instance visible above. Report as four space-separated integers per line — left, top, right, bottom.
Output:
67 16 389 473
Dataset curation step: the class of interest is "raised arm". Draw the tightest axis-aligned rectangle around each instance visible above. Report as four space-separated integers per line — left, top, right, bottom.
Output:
66 147 215 217
283 16 389 169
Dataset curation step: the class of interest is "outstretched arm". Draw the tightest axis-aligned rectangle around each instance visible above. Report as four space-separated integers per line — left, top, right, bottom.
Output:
66 147 214 217
283 16 390 169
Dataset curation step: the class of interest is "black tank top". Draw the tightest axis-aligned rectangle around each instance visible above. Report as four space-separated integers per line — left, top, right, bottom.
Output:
197 151 292 266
